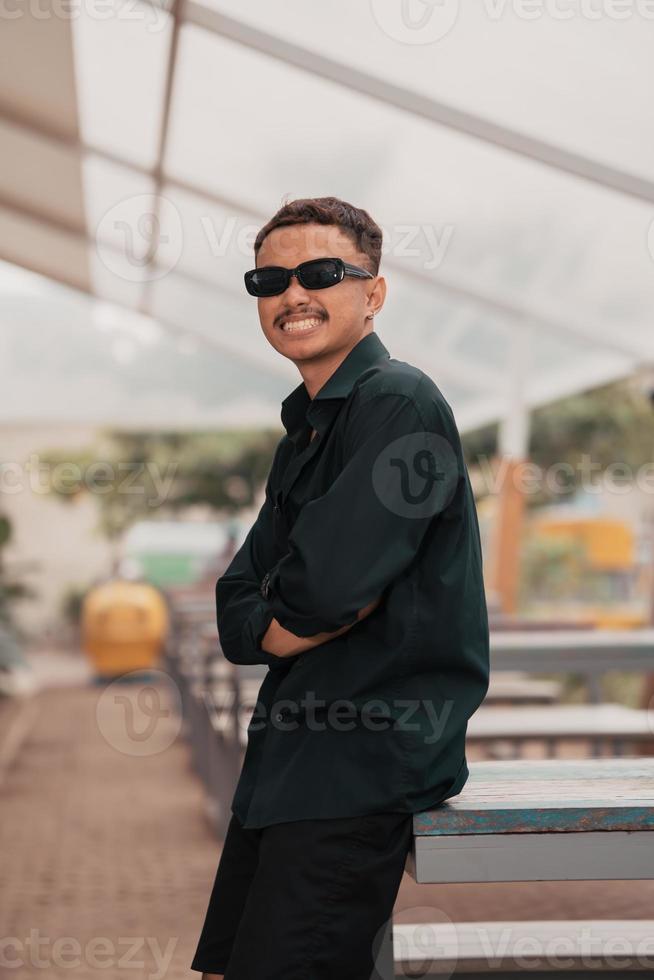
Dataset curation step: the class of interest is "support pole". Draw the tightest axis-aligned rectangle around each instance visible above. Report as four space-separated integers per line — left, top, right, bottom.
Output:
487 327 531 616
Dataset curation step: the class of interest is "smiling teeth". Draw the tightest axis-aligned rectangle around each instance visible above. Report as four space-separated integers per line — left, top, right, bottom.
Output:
282 318 322 332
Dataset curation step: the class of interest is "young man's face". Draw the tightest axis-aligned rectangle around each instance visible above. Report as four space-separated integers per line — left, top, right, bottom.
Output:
254 222 385 364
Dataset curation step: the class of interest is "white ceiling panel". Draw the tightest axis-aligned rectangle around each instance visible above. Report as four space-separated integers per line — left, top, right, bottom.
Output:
0 118 85 231
0 260 284 429
1 4 653 432
197 0 654 181
71 0 173 169
0 207 90 294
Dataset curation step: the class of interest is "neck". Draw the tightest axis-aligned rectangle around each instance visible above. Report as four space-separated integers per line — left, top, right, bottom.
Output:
298 326 373 399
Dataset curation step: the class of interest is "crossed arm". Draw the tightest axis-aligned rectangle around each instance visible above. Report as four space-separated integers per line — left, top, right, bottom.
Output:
260 595 382 659
260 426 382 659
214 483 383 668
215 389 458 669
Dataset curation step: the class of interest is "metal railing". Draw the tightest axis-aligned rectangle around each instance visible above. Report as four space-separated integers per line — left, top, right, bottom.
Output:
163 600 264 838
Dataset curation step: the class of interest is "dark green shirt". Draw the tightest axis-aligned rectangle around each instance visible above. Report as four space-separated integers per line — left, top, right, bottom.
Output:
216 330 489 829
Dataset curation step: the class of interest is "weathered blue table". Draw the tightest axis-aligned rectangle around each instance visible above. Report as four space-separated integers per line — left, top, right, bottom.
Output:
372 758 654 978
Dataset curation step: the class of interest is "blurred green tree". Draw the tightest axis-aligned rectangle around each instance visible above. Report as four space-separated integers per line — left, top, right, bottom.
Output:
463 377 654 505
39 429 281 540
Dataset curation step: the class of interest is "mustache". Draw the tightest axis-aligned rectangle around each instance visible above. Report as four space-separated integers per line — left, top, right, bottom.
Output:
275 309 327 326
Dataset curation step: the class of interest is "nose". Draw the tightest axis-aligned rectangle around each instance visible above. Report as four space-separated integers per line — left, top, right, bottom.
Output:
282 273 312 302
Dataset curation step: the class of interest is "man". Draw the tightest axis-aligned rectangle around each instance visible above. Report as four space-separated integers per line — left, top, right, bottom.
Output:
191 197 489 980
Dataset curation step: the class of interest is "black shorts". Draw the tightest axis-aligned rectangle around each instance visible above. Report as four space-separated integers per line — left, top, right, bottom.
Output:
190 809 413 980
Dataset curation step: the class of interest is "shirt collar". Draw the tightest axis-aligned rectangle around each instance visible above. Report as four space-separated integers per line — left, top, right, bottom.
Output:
280 331 390 444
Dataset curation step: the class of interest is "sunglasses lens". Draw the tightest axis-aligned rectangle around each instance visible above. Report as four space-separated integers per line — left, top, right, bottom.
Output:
298 259 341 290
246 268 289 296
245 259 344 296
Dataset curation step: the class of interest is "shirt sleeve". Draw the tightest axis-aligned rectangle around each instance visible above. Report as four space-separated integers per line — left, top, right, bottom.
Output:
215 472 289 671
266 384 463 637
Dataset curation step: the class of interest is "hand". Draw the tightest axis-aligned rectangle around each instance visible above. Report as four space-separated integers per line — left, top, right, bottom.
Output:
261 618 306 659
261 594 383 659
261 618 352 658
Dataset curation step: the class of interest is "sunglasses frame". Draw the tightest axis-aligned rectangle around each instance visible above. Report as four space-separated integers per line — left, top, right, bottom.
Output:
244 256 375 297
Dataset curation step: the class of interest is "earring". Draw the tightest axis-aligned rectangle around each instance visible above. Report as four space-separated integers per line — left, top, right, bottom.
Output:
367 311 375 319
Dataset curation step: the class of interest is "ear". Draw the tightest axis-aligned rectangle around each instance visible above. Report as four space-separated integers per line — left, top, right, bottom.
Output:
366 274 387 319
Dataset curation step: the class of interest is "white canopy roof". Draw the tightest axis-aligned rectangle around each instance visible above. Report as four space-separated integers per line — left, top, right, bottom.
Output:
1 1 653 432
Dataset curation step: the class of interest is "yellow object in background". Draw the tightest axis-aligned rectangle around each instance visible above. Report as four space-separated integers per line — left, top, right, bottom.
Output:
586 609 647 630
81 579 169 678
535 517 634 570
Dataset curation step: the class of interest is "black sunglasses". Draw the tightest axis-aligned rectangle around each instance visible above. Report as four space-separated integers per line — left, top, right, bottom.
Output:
244 256 374 297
